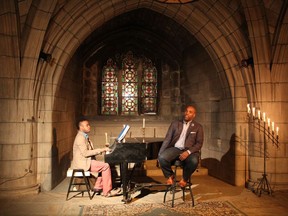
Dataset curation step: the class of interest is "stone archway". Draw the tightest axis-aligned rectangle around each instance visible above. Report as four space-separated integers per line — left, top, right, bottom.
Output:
2 0 287 195
37 0 250 190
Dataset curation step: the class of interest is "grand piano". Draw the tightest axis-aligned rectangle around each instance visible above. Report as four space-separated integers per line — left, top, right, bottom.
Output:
104 137 163 202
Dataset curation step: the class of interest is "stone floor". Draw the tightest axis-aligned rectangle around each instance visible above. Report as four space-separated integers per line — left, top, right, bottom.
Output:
0 175 288 216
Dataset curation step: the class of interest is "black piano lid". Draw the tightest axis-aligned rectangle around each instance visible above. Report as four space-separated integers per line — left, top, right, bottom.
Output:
105 138 164 163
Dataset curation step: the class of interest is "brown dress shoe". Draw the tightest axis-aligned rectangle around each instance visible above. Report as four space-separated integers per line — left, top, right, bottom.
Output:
178 179 187 188
166 176 174 185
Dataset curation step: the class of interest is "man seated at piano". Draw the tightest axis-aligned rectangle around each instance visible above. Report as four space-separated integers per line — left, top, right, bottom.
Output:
158 105 204 187
70 117 119 197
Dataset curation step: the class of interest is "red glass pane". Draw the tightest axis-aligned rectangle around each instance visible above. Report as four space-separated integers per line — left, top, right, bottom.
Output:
101 59 118 115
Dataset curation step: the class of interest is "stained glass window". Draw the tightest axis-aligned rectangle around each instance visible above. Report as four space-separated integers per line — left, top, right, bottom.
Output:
141 58 157 114
101 51 158 115
121 51 138 115
101 59 118 115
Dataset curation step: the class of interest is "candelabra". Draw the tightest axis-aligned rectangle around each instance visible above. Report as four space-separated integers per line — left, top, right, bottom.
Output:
247 112 279 197
142 127 145 143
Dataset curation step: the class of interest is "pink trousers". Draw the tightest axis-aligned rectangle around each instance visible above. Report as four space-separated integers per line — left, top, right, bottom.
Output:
90 160 112 195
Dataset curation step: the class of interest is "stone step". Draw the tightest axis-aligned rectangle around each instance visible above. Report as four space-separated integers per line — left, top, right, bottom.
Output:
140 159 208 177
145 166 208 177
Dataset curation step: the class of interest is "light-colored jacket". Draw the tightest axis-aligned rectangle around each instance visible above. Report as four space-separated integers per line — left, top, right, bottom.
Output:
70 131 102 171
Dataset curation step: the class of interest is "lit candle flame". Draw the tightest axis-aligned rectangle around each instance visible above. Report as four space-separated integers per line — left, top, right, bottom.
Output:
276 127 279 136
262 112 266 122
247 104 251 114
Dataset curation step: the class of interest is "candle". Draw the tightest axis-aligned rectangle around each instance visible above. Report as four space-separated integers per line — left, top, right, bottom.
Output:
105 133 108 144
143 118 145 128
247 104 251 114
272 122 275 131
252 107 255 116
262 112 266 122
276 127 279 136
257 110 261 119
267 118 270 128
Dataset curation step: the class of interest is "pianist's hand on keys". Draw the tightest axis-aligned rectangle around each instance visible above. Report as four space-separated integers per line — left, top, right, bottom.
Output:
103 147 112 154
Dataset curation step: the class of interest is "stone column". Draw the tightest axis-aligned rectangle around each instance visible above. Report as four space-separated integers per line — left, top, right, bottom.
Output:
0 3 39 195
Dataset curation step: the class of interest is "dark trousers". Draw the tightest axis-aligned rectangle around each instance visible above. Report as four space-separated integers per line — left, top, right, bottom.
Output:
158 147 199 181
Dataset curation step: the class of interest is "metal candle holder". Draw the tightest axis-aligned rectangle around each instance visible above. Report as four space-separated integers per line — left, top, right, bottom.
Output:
247 113 279 196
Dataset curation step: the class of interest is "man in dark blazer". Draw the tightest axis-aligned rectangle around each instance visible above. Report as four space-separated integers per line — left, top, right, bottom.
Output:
158 105 204 187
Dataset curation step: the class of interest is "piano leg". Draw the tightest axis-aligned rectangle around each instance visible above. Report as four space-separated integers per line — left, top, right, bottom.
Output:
121 162 131 203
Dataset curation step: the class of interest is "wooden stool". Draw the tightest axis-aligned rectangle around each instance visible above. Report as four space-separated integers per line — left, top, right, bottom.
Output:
163 160 195 207
66 169 92 200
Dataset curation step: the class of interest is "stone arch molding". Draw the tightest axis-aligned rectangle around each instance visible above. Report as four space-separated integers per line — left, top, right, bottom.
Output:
33 0 252 189
39 0 250 111
35 0 250 186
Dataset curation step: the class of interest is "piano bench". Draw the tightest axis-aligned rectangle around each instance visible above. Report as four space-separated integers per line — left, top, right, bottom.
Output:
163 160 195 207
66 169 96 200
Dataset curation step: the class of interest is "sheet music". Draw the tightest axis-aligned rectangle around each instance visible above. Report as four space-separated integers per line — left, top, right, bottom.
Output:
116 124 130 143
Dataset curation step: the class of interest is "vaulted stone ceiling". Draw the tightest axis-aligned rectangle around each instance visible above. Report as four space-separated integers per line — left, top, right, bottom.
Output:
79 8 197 66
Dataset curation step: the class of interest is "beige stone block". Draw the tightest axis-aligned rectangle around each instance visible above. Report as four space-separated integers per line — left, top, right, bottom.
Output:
18 79 36 100
0 56 20 77
21 56 39 78
54 96 67 112
38 110 52 124
0 78 15 98
24 122 36 144
58 138 73 156
0 99 16 122
235 155 246 170
256 39 271 64
204 150 224 162
40 83 53 96
235 138 248 155
1 159 33 177
0 122 27 144
27 8 51 30
251 19 266 37
51 65 66 87
18 0 31 14
269 157 288 173
249 155 265 172
38 173 53 191
73 19 92 41
275 83 288 101
0 164 37 189
274 45 288 63
38 123 53 143
0 10 18 35
234 170 246 186
37 142 52 158
273 173 288 185
18 100 35 122
0 35 18 56
63 36 79 55
37 157 51 174
0 143 33 160
22 31 43 59
41 95 53 111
